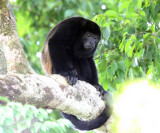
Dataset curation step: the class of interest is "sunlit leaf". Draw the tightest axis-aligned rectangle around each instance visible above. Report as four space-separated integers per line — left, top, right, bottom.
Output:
105 10 119 18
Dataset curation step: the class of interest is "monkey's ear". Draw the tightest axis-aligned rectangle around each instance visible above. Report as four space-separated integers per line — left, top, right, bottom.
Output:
80 20 87 27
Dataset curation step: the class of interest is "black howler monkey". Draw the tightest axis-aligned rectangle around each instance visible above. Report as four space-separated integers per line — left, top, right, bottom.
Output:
41 17 113 131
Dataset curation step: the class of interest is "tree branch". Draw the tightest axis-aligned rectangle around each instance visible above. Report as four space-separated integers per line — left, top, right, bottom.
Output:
0 73 105 120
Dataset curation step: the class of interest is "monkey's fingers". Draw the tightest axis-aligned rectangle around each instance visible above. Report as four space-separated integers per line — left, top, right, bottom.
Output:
66 76 78 85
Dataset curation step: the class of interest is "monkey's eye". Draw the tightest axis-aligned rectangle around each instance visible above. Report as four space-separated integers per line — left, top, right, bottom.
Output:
87 33 90 36
94 36 98 40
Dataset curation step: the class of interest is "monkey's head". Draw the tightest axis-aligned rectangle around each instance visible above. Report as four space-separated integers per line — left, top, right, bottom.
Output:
74 19 101 58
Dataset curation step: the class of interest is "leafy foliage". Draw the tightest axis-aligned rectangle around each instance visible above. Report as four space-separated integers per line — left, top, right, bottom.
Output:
93 0 160 91
0 97 74 133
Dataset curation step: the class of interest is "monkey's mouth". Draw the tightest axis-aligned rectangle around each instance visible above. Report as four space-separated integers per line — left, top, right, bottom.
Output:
83 44 94 50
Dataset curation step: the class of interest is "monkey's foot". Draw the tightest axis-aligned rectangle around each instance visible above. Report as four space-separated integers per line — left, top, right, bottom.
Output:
94 84 106 97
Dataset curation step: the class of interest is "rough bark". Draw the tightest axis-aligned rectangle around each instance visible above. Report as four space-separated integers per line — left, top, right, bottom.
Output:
0 44 7 74
0 73 105 120
0 0 109 132
0 0 34 74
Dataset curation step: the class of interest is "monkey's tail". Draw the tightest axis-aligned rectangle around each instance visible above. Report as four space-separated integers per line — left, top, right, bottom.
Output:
61 91 113 131
61 109 109 130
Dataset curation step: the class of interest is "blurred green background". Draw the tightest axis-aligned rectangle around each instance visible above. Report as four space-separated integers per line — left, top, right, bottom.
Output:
1 0 159 132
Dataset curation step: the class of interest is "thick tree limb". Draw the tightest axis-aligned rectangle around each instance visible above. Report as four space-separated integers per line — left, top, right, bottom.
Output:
0 73 105 120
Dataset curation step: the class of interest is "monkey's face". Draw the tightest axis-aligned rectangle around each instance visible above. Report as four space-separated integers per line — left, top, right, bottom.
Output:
83 32 99 51
73 32 100 59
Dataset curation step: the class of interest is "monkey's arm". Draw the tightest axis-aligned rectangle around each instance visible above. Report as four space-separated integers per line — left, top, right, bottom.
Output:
48 41 78 85
88 58 105 95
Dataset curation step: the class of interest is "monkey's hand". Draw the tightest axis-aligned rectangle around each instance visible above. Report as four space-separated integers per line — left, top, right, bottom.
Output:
60 69 78 85
94 84 106 97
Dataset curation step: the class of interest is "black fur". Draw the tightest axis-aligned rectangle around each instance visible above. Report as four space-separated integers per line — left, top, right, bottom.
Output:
41 17 113 131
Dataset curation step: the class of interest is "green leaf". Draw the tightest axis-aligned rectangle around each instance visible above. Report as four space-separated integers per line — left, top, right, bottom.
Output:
125 39 132 53
64 9 75 18
129 68 134 79
137 49 145 58
117 61 125 72
143 33 150 40
147 66 153 77
132 0 138 5
141 21 148 31
146 51 152 59
109 54 118 60
139 10 146 16
119 32 127 51
137 0 142 9
111 62 118 73
98 61 107 73
0 96 9 102
105 10 119 18
117 70 125 79
103 27 111 41
106 62 118 80
150 24 155 33
129 43 135 57
127 26 135 34
4 118 13 126
119 1 130 12
127 2 134 14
